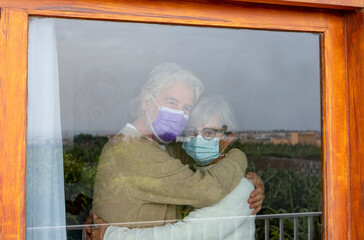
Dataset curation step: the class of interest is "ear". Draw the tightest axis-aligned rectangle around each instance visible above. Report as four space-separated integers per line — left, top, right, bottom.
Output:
140 90 150 111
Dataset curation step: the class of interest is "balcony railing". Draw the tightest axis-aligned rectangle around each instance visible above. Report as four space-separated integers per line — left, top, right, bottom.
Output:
256 212 322 240
28 212 322 239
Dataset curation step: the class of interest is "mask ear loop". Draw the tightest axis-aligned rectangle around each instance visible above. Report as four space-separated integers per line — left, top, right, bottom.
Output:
145 108 152 125
144 93 159 125
144 94 157 138
219 148 226 157
149 94 160 108
218 135 228 157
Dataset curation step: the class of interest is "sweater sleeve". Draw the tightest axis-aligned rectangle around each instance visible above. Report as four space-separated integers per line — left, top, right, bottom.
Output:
125 142 247 208
104 176 255 240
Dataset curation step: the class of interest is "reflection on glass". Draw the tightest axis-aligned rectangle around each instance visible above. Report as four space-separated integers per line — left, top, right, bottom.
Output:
27 17 321 240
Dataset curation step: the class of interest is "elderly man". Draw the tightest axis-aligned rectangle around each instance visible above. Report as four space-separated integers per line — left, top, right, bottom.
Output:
88 63 264 239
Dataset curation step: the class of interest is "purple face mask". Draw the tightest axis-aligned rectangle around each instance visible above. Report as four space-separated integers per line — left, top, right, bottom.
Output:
147 96 189 143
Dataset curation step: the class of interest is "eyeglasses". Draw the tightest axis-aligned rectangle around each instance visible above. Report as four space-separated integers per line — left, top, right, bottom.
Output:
184 127 227 140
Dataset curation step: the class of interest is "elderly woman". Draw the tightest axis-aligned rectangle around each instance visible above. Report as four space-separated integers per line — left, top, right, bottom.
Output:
103 95 256 240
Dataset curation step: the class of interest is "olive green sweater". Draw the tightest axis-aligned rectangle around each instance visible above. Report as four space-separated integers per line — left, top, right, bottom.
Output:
93 126 247 228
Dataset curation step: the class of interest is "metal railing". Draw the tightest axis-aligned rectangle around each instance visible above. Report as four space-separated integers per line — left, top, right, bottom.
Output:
29 212 322 239
256 212 322 240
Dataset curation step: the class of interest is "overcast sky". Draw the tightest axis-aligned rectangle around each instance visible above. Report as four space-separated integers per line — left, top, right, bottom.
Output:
55 19 321 137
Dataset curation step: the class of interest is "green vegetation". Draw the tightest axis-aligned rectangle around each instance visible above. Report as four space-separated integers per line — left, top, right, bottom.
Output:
63 134 321 239
63 134 108 239
230 141 320 159
233 141 321 239
247 161 321 239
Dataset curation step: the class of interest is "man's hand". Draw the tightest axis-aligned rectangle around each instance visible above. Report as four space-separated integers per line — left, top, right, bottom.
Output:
83 209 109 240
92 214 108 240
245 172 265 215
84 210 94 240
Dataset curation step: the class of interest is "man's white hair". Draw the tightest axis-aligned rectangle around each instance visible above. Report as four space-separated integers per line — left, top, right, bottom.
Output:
141 63 204 103
188 95 237 132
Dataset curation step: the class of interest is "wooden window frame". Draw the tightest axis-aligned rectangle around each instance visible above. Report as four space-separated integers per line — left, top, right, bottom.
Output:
0 1 362 239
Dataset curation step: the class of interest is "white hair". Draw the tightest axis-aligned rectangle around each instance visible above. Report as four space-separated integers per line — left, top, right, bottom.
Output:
131 63 204 117
141 63 204 103
188 95 237 132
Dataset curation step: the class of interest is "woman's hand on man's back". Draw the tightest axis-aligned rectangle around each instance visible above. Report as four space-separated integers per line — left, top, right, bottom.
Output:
245 172 265 215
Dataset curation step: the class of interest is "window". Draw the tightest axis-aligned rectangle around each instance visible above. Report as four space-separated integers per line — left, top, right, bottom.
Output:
44 18 320 239
0 1 363 240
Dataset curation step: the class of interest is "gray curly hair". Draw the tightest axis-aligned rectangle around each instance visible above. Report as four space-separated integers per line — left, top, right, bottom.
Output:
188 95 237 132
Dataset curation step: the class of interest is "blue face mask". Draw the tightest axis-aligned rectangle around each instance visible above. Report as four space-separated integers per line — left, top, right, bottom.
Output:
182 135 224 166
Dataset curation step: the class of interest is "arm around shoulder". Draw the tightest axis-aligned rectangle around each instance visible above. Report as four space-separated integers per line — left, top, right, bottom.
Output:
205 149 248 200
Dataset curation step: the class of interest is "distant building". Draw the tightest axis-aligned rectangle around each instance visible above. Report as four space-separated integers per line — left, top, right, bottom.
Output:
270 138 290 144
290 131 317 145
236 130 321 146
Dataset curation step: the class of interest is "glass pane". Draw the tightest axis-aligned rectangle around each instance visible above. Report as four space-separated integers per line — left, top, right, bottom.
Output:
27 17 321 240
